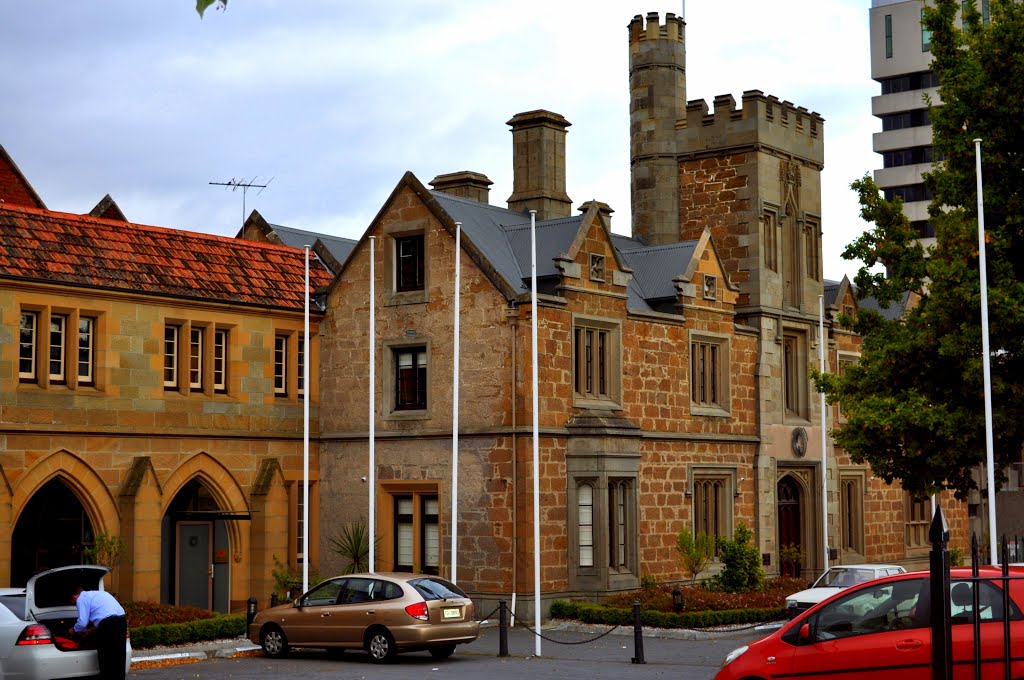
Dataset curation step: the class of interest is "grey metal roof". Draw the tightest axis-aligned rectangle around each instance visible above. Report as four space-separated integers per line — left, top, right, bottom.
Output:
823 279 842 307
429 191 701 312
858 290 911 321
619 241 697 301
269 223 357 269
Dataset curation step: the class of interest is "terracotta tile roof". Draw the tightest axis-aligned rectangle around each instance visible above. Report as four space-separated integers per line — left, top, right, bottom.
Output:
0 203 333 310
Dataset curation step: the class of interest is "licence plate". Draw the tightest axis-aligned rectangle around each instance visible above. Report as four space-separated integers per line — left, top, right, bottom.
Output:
442 607 461 619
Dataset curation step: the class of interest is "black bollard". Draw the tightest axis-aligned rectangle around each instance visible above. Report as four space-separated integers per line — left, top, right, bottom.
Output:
631 600 646 664
270 591 279 608
246 596 257 628
672 587 684 614
498 600 509 657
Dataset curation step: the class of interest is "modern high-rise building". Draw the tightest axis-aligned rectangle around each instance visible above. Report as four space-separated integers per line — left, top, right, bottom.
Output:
868 0 943 247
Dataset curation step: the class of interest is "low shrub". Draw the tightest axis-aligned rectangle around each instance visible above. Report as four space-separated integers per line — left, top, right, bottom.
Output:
124 601 216 628
129 614 246 649
550 600 785 629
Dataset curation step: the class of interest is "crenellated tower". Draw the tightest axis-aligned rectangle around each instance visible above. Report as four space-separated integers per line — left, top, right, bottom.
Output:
676 91 824 312
628 12 686 247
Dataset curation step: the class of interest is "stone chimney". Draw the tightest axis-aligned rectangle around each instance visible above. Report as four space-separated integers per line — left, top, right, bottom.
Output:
506 110 572 219
429 171 493 204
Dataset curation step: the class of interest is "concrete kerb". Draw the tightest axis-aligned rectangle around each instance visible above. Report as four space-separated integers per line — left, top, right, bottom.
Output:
127 619 781 667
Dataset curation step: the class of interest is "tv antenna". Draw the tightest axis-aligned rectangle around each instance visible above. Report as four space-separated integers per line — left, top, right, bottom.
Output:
209 176 274 226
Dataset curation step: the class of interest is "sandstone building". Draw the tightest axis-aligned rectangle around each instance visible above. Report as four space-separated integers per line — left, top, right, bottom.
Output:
313 12 967 617
0 144 333 610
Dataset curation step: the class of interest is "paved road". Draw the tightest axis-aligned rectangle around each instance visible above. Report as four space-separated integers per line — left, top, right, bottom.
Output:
130 623 771 680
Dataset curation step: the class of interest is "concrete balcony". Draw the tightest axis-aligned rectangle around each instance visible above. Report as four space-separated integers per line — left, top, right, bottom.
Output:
873 126 934 153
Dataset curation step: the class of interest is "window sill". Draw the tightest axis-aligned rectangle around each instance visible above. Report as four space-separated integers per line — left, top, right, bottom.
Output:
691 405 731 418
572 395 622 411
386 291 429 306
385 408 431 421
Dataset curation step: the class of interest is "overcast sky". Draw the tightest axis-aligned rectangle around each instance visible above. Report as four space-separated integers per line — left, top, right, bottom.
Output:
1 0 878 281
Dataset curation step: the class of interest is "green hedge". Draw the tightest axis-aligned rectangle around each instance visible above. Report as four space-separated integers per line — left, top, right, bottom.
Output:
549 600 786 629
130 614 247 649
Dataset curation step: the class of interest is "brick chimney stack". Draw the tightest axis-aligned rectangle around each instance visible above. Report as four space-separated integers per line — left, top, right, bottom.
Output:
506 110 572 219
430 171 493 204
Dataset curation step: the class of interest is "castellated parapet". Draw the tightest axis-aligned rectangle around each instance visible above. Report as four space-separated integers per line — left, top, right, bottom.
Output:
678 90 825 169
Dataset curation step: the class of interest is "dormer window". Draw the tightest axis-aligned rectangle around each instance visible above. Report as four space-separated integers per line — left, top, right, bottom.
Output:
589 254 606 282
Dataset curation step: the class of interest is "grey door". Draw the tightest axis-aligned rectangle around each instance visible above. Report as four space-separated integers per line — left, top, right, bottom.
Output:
177 522 212 609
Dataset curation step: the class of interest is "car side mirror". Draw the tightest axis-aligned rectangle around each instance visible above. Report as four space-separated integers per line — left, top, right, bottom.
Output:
799 623 811 642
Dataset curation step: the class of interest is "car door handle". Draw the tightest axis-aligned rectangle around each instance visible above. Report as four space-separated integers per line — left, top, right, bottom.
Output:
896 639 923 651
366 610 375 614
321 612 332 618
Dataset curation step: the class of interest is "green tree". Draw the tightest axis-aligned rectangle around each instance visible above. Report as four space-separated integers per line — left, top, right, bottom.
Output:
196 0 227 17
675 526 715 580
819 0 1024 500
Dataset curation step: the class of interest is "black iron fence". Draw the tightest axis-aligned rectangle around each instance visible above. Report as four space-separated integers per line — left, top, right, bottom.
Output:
928 505 1023 680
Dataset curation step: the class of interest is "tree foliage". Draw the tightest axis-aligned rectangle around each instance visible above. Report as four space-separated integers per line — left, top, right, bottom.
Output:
820 0 1024 500
196 0 227 18
708 524 766 593
675 526 715 580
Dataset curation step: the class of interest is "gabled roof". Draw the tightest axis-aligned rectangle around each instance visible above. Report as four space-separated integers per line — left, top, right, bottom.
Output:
858 290 914 321
0 144 46 209
88 194 127 222
0 203 333 310
328 171 724 313
236 211 357 275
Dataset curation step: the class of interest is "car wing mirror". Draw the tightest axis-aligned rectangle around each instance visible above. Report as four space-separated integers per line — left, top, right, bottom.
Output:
799 623 811 642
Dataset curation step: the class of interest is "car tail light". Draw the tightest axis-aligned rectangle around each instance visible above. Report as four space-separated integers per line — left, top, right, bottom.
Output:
17 624 53 646
405 601 429 621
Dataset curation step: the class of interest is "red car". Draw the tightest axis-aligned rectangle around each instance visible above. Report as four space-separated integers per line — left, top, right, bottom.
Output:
715 566 1024 680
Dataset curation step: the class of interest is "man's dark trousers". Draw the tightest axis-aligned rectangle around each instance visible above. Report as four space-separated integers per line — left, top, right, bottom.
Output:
95 614 127 679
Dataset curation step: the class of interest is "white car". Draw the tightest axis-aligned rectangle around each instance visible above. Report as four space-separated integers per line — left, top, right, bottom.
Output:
784 563 906 618
0 565 131 678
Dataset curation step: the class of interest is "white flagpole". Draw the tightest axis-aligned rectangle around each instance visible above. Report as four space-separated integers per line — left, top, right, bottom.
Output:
369 236 377 573
451 223 461 584
303 245 311 593
974 138 998 565
819 294 828 571
530 210 541 657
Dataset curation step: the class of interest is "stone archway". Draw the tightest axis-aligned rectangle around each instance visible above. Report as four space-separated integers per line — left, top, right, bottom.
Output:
10 452 119 587
161 453 250 612
12 478 94 586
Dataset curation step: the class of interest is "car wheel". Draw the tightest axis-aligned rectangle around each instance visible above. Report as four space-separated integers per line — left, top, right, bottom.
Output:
428 644 456 659
260 625 289 658
366 628 396 663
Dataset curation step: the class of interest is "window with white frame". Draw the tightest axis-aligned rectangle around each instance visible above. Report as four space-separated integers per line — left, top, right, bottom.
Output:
189 327 204 390
274 334 288 396
297 336 305 396
48 314 67 384
213 329 228 393
578 482 594 567
164 325 180 389
19 312 37 382
395 234 425 293
77 317 95 386
395 346 427 410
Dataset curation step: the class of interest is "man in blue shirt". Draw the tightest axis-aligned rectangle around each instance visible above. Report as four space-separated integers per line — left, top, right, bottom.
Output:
69 587 127 679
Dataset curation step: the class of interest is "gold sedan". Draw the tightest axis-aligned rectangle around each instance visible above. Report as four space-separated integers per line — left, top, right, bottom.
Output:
249 572 479 663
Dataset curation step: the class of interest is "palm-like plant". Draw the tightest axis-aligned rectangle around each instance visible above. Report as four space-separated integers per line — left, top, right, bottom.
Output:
329 519 376 574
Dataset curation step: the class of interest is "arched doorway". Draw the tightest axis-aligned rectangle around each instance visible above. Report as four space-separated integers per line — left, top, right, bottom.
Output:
162 478 231 612
777 475 802 577
11 478 94 587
